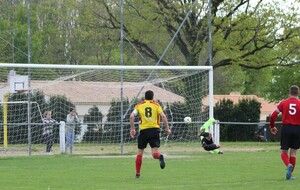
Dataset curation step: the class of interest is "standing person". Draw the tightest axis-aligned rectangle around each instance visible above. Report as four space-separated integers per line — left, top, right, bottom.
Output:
129 90 171 179
42 111 59 155
65 108 80 154
270 85 300 180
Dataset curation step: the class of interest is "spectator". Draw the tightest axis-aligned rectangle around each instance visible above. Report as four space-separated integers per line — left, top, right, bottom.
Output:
42 111 59 155
65 108 80 154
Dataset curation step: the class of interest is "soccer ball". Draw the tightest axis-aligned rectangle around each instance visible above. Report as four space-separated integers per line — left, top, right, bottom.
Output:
184 116 192 124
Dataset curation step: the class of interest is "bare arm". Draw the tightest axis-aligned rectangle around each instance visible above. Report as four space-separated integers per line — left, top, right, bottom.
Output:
269 109 279 135
160 112 171 135
129 111 136 138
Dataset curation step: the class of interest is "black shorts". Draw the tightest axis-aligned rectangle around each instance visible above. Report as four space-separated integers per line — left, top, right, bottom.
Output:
203 143 218 151
281 125 300 150
137 128 160 149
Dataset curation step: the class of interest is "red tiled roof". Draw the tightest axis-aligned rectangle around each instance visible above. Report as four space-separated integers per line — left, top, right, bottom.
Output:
202 92 277 113
30 81 185 104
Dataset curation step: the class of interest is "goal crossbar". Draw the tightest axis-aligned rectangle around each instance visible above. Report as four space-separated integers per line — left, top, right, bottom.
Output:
0 63 213 71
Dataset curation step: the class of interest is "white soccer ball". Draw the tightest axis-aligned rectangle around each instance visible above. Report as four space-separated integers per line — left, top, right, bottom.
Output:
184 116 192 124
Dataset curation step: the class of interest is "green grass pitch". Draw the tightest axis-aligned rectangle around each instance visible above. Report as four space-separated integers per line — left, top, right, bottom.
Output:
0 142 299 190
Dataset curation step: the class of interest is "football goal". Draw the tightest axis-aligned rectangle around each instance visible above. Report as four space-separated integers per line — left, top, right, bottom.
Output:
0 63 214 155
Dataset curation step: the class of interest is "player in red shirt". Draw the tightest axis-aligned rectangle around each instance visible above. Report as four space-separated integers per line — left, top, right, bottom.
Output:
270 85 300 180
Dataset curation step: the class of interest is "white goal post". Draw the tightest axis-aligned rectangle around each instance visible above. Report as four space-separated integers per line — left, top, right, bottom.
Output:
0 63 216 155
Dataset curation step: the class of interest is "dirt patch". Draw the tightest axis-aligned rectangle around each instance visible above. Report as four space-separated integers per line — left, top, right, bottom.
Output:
0 143 277 157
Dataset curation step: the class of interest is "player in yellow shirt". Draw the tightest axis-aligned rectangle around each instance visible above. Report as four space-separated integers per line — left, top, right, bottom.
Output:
130 90 171 179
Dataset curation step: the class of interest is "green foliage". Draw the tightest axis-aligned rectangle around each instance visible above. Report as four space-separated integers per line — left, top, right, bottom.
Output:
102 99 133 142
243 67 273 96
214 65 274 96
236 99 261 122
49 95 74 122
214 65 247 94
82 106 103 142
84 106 103 131
214 99 235 122
2 1 300 106
214 98 261 141
264 65 300 102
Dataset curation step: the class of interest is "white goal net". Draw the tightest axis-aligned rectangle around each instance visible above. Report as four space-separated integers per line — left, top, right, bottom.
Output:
0 63 213 156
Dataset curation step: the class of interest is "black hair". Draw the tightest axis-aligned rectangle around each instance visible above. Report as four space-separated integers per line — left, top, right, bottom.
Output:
145 90 154 100
290 85 299 96
69 108 75 112
200 132 210 137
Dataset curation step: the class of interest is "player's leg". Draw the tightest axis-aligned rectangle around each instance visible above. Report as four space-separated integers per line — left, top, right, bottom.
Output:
135 149 144 178
290 126 300 174
212 148 223 154
151 147 160 159
281 149 293 180
203 144 222 154
289 144 298 175
280 125 294 180
287 126 300 179
281 150 290 166
213 143 222 154
135 130 147 178
280 126 290 165
149 128 165 169
151 147 165 169
289 149 297 173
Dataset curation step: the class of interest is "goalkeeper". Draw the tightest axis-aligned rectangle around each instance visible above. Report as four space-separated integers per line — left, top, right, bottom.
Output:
199 118 223 154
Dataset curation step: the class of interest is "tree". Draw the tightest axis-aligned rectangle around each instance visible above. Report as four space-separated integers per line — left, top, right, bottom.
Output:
264 65 300 102
94 0 300 66
214 98 261 141
84 106 103 131
92 0 300 94
103 98 131 142
82 106 103 142
232 98 261 141
48 95 75 122
48 94 78 141
2 0 300 97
